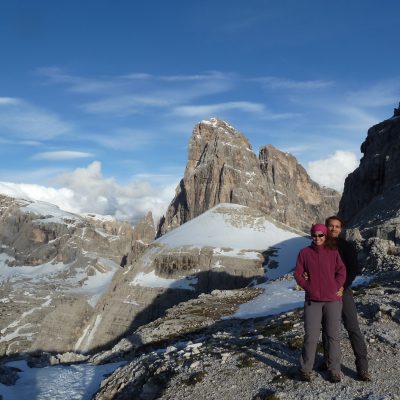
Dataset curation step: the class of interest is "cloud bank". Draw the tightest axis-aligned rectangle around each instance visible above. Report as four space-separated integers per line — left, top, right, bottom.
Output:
307 150 359 192
0 161 177 224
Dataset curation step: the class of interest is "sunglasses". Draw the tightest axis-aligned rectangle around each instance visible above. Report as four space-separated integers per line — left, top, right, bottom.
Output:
311 234 325 238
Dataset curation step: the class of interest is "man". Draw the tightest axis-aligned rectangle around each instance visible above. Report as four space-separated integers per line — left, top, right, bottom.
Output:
323 216 371 381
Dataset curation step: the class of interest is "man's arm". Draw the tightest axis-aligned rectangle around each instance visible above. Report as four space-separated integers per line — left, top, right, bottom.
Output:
339 238 360 287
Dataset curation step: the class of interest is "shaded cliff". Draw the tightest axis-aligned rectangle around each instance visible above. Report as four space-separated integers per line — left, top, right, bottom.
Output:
339 107 400 274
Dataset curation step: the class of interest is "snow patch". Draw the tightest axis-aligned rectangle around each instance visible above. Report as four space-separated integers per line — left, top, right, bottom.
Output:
130 270 198 291
0 360 125 400
233 278 304 319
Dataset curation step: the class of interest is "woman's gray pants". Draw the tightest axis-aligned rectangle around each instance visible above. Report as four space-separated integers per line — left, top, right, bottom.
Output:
300 300 343 374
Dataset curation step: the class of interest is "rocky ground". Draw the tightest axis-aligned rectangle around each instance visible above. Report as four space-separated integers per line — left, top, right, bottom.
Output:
92 271 400 400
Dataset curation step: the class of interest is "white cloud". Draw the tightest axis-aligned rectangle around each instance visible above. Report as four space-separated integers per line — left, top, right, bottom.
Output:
33 151 94 160
0 97 71 139
0 97 20 105
346 79 400 108
89 129 153 150
38 68 235 115
255 76 333 90
331 105 381 133
81 95 170 115
172 101 266 118
307 150 359 192
36 67 122 94
0 161 177 224
38 68 235 94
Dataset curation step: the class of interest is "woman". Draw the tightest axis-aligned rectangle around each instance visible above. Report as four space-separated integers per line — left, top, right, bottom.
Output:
294 223 346 383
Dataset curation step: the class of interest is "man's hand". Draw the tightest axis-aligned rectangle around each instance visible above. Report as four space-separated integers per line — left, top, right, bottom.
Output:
336 287 344 297
302 272 309 280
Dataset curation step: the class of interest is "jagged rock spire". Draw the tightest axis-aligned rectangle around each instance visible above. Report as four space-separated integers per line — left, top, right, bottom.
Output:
158 118 340 235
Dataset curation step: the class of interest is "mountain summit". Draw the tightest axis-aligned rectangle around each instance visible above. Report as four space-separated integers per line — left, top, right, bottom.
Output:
158 118 340 235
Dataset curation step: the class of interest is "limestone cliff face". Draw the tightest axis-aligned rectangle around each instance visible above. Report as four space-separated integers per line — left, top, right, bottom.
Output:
157 119 268 236
158 118 340 235
259 145 340 231
338 109 400 274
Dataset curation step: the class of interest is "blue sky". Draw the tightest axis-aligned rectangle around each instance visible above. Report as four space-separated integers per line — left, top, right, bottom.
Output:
0 0 399 222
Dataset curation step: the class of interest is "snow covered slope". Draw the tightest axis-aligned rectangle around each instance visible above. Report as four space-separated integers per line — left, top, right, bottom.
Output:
158 203 309 279
74 203 309 353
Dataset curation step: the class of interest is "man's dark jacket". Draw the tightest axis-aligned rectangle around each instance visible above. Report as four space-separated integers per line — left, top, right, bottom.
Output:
336 237 360 288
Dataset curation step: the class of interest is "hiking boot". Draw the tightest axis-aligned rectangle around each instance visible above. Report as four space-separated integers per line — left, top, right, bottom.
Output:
357 370 372 381
300 371 313 382
329 371 341 383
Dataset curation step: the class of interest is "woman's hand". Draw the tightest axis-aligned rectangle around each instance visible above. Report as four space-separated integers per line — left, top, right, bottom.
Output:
302 272 309 280
336 287 344 296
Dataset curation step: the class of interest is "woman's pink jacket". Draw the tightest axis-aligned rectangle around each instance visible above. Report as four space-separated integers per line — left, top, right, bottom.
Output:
294 244 347 302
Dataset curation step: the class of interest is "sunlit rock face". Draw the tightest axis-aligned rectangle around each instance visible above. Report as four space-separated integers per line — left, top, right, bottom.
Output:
157 118 340 236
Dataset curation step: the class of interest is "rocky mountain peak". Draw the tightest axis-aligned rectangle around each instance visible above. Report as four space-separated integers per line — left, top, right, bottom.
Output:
157 118 268 236
158 119 340 235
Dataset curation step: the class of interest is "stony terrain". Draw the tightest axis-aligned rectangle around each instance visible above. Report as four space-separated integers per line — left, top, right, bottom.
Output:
92 271 400 400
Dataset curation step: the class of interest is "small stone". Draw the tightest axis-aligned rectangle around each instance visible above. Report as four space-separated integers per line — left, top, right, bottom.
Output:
221 353 231 363
165 346 177 354
189 361 201 369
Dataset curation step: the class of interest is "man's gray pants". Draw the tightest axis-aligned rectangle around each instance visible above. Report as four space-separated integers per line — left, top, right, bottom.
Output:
322 287 368 372
300 300 342 374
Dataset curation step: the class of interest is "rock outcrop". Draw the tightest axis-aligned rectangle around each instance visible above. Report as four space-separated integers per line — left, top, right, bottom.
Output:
340 112 400 227
158 118 340 235
128 211 156 264
0 195 143 357
339 108 400 274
